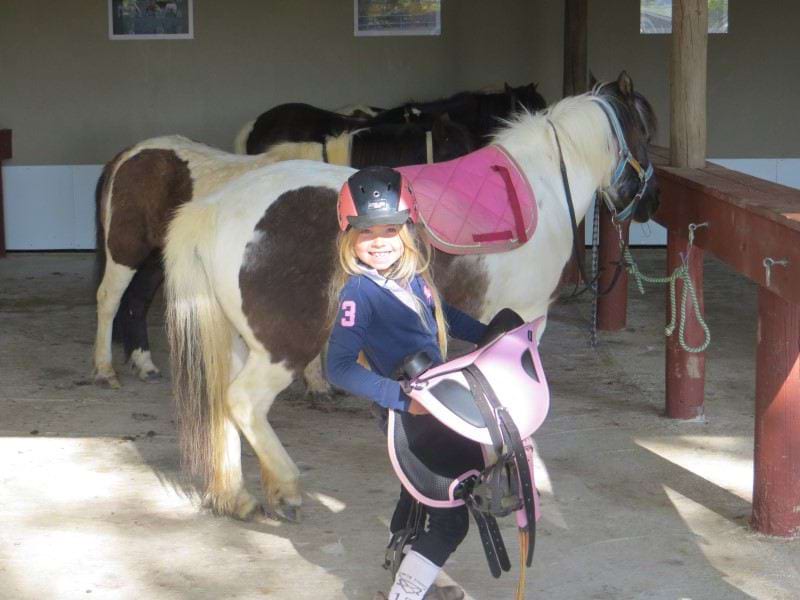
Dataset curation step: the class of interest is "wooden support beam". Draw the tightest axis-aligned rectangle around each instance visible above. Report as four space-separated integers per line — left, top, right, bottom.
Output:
563 0 588 97
670 0 708 168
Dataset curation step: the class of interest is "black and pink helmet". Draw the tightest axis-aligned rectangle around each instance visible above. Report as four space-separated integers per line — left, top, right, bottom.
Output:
337 166 419 231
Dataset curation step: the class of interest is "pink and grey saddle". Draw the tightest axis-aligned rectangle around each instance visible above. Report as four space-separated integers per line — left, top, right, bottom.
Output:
386 315 549 580
396 145 537 255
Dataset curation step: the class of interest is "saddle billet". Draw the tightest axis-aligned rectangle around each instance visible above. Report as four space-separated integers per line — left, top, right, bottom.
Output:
386 318 549 585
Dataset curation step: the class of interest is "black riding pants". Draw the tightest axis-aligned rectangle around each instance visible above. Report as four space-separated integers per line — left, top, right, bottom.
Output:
390 486 470 567
389 412 482 567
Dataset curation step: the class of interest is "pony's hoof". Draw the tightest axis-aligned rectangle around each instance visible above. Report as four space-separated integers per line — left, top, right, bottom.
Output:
140 369 162 382
275 500 302 523
94 373 121 389
202 490 262 521
234 502 268 522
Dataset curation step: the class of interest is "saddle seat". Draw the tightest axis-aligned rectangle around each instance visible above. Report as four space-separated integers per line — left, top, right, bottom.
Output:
397 145 537 255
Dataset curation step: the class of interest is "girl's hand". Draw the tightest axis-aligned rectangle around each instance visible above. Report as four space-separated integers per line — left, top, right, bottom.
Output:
407 398 429 415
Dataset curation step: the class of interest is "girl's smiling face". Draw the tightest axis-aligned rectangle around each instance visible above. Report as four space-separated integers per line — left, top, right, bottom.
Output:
354 224 404 275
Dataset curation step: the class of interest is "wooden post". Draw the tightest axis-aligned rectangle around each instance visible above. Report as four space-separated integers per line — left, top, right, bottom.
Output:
0 129 12 258
559 0 589 287
670 0 708 168
562 0 588 98
596 204 630 330
752 287 800 537
665 227 705 419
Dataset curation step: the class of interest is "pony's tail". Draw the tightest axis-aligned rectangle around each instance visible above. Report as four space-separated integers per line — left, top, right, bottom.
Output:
93 153 123 290
165 201 231 496
233 119 255 155
93 168 108 289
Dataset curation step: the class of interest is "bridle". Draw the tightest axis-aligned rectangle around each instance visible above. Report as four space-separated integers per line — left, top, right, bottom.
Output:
589 93 655 224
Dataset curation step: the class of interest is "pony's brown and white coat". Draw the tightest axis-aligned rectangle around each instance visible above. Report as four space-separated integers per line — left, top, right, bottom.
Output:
93 135 327 388
162 74 659 520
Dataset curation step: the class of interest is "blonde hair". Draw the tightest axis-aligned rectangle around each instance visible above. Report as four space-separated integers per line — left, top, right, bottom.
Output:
327 224 449 358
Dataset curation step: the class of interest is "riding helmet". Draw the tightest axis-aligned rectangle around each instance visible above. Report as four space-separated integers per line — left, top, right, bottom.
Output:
337 166 418 231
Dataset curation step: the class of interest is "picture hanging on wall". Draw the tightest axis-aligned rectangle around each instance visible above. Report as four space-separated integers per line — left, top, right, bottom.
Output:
355 0 441 37
640 0 728 34
108 0 194 40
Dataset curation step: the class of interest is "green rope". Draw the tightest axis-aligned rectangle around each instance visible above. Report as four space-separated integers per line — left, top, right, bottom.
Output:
623 245 711 353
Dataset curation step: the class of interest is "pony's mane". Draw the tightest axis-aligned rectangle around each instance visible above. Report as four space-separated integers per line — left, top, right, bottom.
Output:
492 94 615 186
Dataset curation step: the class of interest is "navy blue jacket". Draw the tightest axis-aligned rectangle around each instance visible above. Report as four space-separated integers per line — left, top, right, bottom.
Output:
326 274 487 411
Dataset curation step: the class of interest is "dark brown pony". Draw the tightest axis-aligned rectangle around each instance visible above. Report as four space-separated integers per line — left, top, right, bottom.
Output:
375 83 548 141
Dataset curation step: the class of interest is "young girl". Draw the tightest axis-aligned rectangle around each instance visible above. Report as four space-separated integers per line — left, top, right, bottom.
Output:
326 166 488 600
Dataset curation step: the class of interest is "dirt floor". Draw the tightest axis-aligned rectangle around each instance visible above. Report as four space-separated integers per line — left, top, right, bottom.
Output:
1 250 799 599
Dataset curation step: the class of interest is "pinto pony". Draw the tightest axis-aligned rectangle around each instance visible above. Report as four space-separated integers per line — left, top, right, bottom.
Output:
93 136 323 387
163 72 660 520
94 118 475 387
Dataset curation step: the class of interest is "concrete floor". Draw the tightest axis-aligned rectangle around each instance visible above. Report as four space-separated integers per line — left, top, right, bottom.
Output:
1 250 798 600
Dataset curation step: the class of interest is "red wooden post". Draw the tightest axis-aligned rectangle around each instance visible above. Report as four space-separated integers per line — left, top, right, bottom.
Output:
596 203 630 331
752 286 800 536
0 129 11 258
665 227 705 419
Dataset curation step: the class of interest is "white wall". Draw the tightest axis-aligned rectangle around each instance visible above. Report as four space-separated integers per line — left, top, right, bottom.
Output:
3 166 102 250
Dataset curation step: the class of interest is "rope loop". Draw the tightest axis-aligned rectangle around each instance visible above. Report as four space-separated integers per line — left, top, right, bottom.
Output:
621 223 711 353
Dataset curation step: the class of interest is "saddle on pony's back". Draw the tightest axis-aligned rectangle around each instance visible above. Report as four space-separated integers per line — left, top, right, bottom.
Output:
396 145 537 255
386 312 549 596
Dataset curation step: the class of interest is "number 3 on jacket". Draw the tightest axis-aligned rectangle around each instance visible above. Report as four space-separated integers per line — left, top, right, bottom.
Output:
340 301 356 327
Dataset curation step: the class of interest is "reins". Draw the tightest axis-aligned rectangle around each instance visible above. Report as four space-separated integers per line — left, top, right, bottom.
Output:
548 93 655 300
547 120 626 299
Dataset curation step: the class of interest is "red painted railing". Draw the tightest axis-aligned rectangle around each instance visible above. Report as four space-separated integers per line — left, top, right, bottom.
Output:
599 145 800 537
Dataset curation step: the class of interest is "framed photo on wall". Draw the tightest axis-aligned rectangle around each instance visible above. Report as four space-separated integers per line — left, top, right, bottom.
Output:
108 0 194 40
355 0 441 37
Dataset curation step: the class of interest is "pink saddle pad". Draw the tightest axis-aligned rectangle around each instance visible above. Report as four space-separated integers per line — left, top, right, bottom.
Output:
397 145 537 255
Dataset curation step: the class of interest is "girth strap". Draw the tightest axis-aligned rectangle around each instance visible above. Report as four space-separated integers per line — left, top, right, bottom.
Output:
462 367 504 458
497 407 536 567
467 504 511 578
461 367 512 521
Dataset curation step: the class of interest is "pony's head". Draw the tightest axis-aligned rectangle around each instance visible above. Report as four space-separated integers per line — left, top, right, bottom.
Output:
591 71 660 223
505 82 547 114
430 114 479 162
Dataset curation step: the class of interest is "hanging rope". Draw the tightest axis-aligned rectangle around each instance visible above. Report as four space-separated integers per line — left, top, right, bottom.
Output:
589 194 602 347
515 528 528 600
623 223 711 353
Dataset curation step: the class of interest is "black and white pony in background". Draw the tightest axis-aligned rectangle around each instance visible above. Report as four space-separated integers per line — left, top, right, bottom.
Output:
163 72 659 520
234 83 547 155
